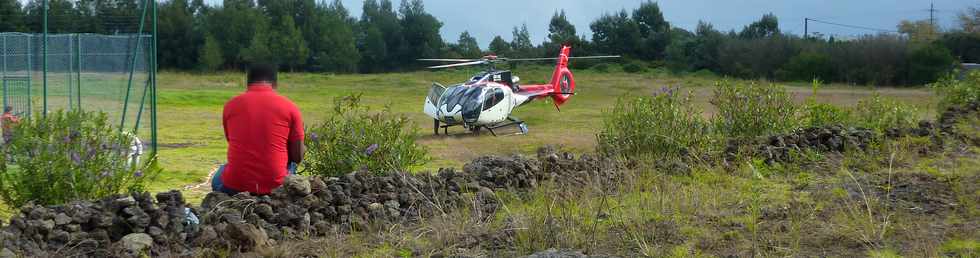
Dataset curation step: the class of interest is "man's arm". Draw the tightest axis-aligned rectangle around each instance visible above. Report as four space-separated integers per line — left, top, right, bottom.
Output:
287 104 306 164
288 140 305 164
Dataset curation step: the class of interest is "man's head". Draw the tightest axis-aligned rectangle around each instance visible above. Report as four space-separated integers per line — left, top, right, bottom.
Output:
247 64 278 88
3 106 11 113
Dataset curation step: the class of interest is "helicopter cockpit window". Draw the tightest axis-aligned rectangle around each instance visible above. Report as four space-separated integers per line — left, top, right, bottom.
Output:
483 88 504 110
439 86 485 123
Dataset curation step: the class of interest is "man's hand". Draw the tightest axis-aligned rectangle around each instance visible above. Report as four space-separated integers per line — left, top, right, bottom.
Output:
288 140 305 164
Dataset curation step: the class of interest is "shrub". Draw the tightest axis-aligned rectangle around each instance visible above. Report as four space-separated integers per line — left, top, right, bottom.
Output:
593 63 610 73
802 103 852 128
777 51 834 82
908 43 956 85
623 61 646 73
802 79 852 127
303 94 428 177
710 81 799 138
597 87 714 161
0 110 159 207
852 94 918 132
931 70 980 113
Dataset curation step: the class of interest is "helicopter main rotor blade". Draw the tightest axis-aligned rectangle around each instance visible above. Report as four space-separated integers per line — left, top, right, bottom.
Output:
506 55 622 61
418 58 481 62
427 60 487 69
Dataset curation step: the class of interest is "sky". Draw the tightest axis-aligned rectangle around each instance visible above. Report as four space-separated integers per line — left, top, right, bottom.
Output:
330 0 978 48
155 0 980 48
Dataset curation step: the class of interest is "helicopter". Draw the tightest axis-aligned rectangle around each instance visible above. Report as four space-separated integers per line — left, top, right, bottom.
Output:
420 46 618 136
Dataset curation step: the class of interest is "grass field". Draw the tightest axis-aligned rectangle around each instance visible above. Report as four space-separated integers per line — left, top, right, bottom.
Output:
153 68 937 201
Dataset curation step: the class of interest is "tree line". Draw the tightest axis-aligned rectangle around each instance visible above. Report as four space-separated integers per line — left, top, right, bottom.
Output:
1 0 977 85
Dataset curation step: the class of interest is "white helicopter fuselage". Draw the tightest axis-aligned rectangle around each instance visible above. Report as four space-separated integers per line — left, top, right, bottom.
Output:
424 82 522 127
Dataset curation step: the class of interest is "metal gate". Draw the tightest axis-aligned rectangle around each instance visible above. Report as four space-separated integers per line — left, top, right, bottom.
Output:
2 77 30 118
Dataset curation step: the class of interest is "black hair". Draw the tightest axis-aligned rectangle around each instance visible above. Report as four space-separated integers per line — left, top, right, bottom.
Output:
3 106 11 113
247 64 277 84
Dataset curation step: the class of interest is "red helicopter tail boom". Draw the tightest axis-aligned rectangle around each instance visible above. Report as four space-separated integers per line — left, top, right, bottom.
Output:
518 45 576 109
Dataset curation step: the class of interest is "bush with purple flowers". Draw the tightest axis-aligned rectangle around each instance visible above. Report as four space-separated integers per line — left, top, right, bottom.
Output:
0 110 160 207
303 94 428 177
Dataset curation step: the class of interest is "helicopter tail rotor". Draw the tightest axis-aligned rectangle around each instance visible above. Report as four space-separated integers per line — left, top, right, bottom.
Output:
548 45 576 108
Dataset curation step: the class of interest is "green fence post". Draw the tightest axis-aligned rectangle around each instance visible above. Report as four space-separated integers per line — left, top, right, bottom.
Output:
67 35 73 110
42 0 47 117
120 0 150 132
151 0 159 153
75 34 81 111
25 34 31 118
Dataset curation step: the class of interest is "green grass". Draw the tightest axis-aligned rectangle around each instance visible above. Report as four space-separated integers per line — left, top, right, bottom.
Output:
152 69 936 201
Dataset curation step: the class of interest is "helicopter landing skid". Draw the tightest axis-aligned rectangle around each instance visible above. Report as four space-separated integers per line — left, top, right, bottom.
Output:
483 117 528 136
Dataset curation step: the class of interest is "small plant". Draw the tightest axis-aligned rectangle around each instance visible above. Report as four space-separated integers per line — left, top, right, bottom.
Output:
852 94 918 132
303 94 428 176
623 61 646 73
0 110 159 207
931 70 979 113
597 87 714 161
710 81 798 138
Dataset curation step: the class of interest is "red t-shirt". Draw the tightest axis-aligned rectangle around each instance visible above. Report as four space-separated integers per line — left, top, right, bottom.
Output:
221 84 304 194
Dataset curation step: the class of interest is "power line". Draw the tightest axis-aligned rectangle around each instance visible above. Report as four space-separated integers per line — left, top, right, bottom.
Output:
805 18 899 34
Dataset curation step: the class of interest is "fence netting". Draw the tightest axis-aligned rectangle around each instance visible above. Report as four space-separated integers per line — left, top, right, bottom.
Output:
0 32 154 151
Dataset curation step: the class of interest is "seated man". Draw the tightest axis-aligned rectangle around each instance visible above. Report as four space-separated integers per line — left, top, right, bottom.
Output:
212 64 305 195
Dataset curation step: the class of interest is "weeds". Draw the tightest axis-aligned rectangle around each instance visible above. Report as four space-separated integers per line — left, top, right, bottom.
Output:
596 87 713 162
931 70 980 113
852 93 919 132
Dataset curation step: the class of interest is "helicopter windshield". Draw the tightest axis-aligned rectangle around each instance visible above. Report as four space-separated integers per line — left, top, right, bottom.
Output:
439 86 485 123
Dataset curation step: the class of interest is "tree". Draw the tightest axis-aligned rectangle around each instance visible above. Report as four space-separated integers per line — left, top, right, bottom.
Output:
908 43 955 85
591 10 640 56
455 31 481 58
633 1 671 59
548 10 577 45
358 25 387 72
310 1 360 73
958 7 979 33
739 13 780 39
360 0 403 69
208 1 269 68
199 34 223 71
398 0 444 63
159 0 202 70
899 20 940 44
0 0 26 32
489 35 512 56
240 19 273 65
269 15 309 71
511 23 534 57
24 0 81 33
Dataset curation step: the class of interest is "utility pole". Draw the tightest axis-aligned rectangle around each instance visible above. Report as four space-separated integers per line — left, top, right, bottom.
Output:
929 2 936 27
804 18 809 39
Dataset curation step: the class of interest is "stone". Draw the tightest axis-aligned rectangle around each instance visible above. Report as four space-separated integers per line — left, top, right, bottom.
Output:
120 233 153 253
114 196 137 208
224 222 268 250
283 175 312 196
53 213 71 226
0 248 14 258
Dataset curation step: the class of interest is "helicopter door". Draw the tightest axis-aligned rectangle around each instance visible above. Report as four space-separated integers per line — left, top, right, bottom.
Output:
424 83 446 119
480 87 508 123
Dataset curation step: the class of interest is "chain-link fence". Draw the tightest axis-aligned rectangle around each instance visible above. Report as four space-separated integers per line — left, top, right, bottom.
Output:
0 31 156 152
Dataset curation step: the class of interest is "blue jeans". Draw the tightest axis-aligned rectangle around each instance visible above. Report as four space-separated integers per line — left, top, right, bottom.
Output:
211 162 297 195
